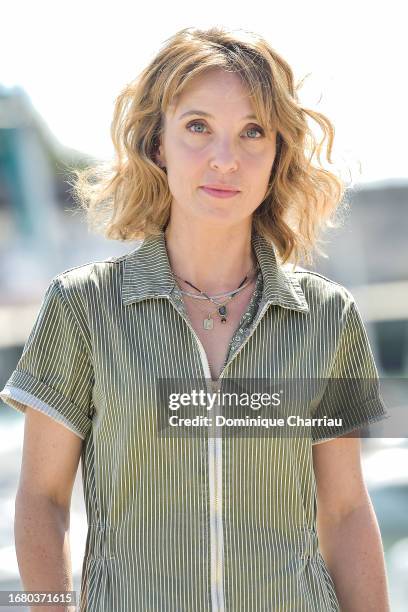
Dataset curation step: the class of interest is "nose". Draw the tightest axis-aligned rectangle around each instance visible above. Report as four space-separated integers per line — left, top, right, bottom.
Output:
209 138 239 173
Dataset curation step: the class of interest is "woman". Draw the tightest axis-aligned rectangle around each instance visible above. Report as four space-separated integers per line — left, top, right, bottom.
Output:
0 27 390 611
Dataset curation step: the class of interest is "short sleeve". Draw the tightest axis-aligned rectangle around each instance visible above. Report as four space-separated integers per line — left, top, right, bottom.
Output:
311 298 388 445
0 277 94 440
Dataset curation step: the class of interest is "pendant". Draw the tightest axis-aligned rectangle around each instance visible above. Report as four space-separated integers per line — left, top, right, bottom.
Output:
218 305 227 324
203 315 214 330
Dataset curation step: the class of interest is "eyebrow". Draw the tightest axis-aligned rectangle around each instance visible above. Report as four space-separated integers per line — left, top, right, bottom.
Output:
178 109 258 121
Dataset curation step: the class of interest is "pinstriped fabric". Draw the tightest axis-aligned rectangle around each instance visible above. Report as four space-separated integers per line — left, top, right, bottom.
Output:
0 229 387 611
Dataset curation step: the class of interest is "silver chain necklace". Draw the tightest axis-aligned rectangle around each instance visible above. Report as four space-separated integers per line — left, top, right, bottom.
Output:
173 264 259 328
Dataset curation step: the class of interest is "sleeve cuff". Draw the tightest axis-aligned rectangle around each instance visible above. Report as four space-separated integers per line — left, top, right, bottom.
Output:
0 369 93 440
311 396 389 445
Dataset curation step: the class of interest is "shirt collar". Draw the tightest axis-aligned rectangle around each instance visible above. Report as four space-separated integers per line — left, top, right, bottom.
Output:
122 228 309 314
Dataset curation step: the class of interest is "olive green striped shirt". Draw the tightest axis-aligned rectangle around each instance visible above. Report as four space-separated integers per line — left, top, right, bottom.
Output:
0 229 387 611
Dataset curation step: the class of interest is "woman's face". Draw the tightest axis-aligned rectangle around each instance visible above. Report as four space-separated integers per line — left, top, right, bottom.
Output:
156 68 277 228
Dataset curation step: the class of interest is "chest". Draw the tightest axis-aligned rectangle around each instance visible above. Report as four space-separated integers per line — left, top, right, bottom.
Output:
90 292 339 404
89 293 343 460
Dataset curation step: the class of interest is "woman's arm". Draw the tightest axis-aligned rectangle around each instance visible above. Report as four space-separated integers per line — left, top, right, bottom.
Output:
15 406 82 612
313 434 391 612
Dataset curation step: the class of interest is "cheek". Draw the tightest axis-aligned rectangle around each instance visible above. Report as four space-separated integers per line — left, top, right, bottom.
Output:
169 138 207 167
244 155 273 180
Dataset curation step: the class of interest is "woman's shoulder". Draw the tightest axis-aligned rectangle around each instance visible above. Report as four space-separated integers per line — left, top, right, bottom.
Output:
282 264 356 312
52 250 131 291
54 251 133 283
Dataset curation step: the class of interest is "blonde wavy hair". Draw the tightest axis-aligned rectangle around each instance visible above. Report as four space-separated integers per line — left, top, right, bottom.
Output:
70 26 349 266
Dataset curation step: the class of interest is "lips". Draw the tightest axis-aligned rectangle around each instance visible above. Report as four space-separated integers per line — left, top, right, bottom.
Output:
200 186 240 199
202 184 240 192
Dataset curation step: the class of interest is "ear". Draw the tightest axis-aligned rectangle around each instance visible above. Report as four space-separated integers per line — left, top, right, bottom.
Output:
156 150 165 168
154 136 166 168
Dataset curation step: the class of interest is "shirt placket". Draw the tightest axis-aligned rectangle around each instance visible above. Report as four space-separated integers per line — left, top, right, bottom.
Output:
167 278 272 612
167 292 226 611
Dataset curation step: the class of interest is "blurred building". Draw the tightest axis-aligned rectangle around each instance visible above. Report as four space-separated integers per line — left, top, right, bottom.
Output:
314 180 408 377
0 84 129 302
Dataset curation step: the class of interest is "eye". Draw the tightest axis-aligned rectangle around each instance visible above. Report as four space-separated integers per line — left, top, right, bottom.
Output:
245 125 265 139
186 120 209 134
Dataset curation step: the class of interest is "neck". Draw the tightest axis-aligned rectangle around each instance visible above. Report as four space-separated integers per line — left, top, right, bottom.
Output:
163 221 257 294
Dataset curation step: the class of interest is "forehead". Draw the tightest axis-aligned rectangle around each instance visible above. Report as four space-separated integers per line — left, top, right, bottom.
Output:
167 69 253 117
